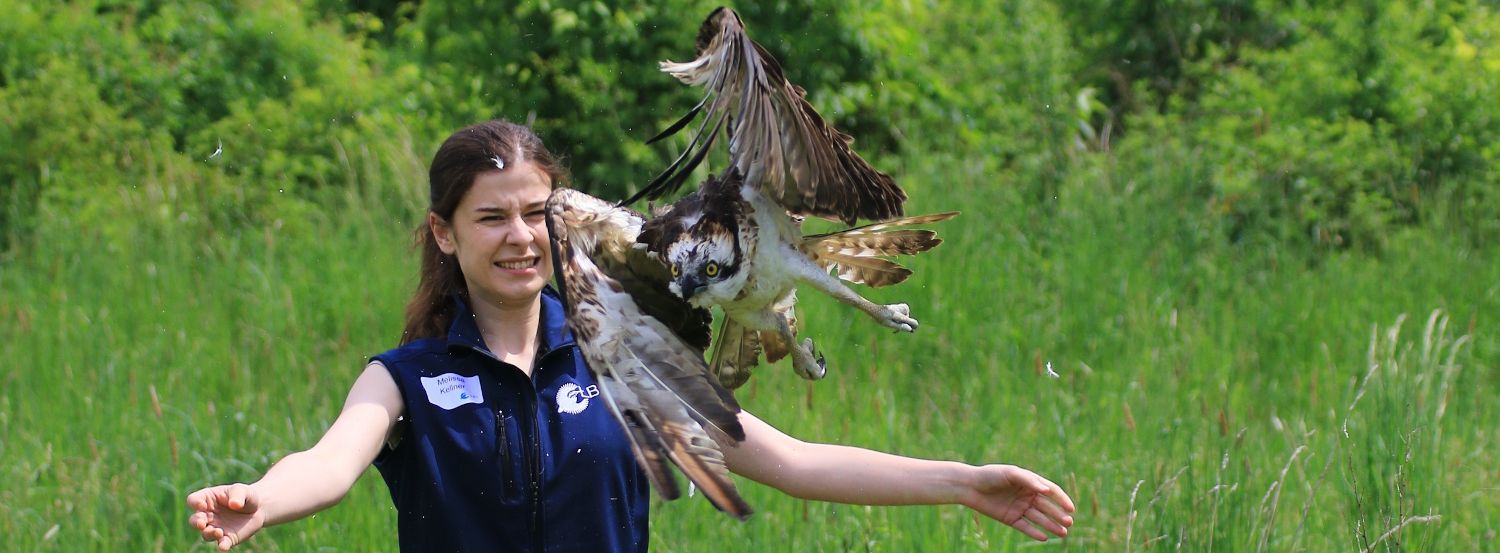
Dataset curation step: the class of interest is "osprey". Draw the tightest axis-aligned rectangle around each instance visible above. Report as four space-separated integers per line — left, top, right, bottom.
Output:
540 6 958 520
624 7 958 387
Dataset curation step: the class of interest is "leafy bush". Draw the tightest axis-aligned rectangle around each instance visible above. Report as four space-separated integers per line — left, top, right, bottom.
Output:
0 0 421 245
1 0 1496 253
1085 1 1500 250
1195 2 1500 249
0 56 153 244
389 0 874 198
840 0 1078 200
1056 0 1287 111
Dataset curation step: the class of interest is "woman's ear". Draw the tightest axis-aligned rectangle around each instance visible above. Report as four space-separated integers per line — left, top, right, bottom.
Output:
429 212 457 255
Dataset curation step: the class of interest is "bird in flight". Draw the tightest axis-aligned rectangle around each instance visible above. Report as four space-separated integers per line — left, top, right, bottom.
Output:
544 7 957 519
625 7 958 387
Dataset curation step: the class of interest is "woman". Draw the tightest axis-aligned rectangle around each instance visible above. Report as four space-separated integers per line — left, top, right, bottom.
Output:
187 120 1076 551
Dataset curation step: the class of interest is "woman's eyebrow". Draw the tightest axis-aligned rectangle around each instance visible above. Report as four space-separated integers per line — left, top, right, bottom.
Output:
471 202 545 216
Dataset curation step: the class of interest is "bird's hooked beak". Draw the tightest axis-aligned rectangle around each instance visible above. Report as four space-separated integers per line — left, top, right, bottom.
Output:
674 275 707 301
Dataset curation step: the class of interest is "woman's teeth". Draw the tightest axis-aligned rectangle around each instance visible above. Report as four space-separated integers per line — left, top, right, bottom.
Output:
497 259 536 270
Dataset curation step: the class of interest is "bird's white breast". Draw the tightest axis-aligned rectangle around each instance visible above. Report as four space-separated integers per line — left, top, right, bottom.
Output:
710 188 804 324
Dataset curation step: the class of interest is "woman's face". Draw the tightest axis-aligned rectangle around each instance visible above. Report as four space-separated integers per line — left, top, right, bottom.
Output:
431 161 553 308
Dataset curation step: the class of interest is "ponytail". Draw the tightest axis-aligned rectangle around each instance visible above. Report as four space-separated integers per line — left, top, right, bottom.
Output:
400 221 466 344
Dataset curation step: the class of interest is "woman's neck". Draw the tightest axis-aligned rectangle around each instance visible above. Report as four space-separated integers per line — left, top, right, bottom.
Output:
470 293 542 375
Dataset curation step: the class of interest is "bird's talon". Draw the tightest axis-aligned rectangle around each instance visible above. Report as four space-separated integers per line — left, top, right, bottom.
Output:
795 338 827 380
880 303 918 333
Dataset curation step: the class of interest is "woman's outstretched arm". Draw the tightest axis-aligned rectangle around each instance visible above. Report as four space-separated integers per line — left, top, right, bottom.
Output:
186 362 403 551
724 411 1076 541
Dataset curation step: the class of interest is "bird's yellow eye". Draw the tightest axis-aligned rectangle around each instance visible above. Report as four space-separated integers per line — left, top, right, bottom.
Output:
671 264 680 277
704 261 720 277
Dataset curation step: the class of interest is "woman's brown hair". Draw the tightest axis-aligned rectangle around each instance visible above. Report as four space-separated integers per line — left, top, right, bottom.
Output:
401 120 569 343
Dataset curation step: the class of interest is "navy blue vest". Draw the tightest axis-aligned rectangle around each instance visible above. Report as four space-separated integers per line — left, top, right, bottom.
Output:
371 287 649 552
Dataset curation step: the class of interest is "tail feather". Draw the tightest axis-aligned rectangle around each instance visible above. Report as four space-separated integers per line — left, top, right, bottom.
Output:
758 329 790 363
707 292 800 389
709 317 761 389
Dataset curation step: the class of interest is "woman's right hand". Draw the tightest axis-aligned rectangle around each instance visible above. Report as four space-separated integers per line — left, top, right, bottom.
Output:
184 364 404 550
187 483 266 551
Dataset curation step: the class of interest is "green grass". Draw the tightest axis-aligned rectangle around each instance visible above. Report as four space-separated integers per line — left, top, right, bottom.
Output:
2 148 1496 552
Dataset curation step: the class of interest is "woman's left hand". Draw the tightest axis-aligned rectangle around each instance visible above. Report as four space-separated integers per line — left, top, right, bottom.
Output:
958 464 1076 541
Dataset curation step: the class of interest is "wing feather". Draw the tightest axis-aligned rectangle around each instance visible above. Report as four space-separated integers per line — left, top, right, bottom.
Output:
801 212 961 288
625 7 905 225
546 188 750 519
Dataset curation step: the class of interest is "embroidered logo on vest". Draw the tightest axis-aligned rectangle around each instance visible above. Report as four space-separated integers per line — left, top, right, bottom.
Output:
419 373 484 410
556 382 600 414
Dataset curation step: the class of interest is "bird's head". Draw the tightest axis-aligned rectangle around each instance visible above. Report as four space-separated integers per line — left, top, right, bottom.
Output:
637 171 751 306
663 221 744 306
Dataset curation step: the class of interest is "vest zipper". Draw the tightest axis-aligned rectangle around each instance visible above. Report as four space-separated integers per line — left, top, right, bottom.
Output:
460 342 572 553
495 407 513 494
526 391 544 553
527 349 560 553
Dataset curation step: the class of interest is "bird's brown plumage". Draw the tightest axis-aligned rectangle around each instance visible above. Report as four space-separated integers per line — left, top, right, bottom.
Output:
801 211 961 288
622 8 961 389
625 7 906 225
546 187 751 519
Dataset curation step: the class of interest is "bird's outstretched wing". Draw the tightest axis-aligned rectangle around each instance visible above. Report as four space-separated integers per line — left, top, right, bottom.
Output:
801 211 962 287
623 7 905 225
545 187 751 519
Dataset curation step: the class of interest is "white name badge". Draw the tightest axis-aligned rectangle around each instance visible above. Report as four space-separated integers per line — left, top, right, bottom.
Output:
420 373 485 410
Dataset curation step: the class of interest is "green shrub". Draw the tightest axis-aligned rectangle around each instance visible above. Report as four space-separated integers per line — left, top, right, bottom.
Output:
843 0 1077 173
2 0 1496 253
1096 1 1500 251
0 56 155 244
0 0 423 246
386 0 875 198
1056 0 1287 111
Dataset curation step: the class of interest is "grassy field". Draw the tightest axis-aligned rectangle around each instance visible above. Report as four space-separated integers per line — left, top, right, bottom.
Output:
2 144 1496 553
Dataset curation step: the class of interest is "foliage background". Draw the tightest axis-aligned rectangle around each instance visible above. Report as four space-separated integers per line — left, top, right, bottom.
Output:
1 0 1496 551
